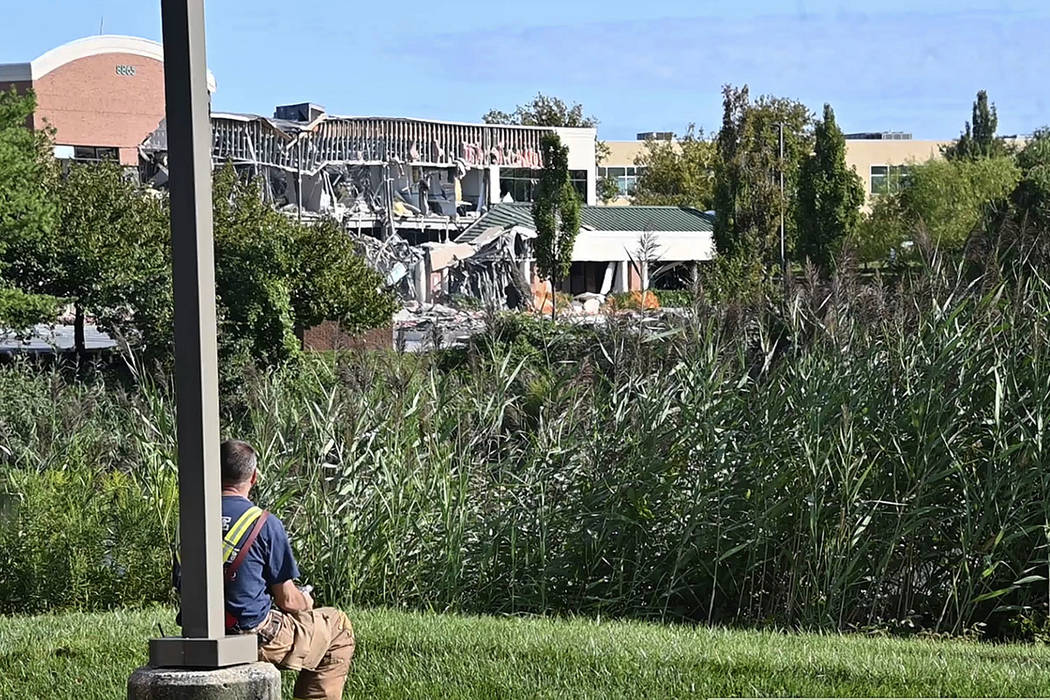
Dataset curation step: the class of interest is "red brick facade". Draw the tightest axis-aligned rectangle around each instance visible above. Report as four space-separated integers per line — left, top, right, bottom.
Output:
30 52 166 165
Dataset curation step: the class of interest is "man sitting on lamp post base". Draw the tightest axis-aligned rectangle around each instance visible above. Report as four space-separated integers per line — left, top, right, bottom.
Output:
179 439 355 700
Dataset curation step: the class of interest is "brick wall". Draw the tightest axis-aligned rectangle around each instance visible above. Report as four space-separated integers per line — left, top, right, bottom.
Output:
31 53 166 165
302 322 394 352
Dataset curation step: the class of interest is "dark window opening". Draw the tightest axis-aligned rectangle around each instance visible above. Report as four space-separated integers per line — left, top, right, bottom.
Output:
499 168 588 202
71 146 120 163
870 164 910 195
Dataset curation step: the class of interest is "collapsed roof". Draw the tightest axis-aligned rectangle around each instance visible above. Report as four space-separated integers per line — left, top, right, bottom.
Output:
142 111 570 174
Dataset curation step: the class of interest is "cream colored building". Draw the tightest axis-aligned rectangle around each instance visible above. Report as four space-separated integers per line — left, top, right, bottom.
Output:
844 137 950 206
600 134 955 209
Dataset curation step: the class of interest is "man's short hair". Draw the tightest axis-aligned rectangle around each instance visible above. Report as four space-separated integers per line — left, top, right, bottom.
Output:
221 439 257 485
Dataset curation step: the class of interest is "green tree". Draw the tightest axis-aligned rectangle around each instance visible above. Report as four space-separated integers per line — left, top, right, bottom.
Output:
65 163 168 356
3 160 170 356
850 155 1020 263
713 84 813 265
0 88 61 330
532 133 581 319
796 104 865 274
0 288 60 334
901 156 1020 250
849 194 909 264
287 216 398 339
632 125 715 209
597 174 621 203
483 93 598 128
1009 128 1050 228
942 90 1010 161
211 166 396 369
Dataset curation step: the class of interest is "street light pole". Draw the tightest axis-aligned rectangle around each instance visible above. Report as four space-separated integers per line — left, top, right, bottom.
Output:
149 0 257 668
778 122 788 301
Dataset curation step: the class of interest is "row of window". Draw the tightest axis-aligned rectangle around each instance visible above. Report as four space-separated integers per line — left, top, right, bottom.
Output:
499 168 588 203
54 145 120 163
870 165 910 195
597 166 647 196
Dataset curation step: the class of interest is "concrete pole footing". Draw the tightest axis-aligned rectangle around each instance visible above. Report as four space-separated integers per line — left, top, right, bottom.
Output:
127 662 280 699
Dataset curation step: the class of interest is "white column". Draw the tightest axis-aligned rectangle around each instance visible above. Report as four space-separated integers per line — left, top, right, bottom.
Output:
415 260 429 303
599 261 615 295
488 166 501 204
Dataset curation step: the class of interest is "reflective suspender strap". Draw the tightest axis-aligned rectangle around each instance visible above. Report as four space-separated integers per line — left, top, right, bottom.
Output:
175 505 262 566
222 506 263 563
223 509 269 633
225 510 269 583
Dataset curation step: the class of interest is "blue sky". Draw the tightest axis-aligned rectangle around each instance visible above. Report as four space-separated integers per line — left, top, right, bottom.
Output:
2 0 1048 140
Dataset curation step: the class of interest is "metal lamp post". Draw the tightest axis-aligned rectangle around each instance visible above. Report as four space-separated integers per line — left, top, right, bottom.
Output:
148 0 257 668
778 121 789 301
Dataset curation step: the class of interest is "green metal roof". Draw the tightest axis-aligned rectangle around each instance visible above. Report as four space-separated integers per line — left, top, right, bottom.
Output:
458 203 714 243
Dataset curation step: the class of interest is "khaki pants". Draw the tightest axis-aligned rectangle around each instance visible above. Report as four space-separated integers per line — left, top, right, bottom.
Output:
255 607 355 700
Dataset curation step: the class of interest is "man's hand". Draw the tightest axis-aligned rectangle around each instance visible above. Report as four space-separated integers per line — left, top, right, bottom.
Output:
271 580 314 613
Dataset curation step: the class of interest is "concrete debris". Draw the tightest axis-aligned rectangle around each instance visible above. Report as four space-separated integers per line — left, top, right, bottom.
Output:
393 305 487 353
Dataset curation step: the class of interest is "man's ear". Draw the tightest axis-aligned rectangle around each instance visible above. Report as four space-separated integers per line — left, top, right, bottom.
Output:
250 469 259 487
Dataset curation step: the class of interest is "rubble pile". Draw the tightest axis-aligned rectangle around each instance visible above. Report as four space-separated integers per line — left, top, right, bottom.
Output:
393 302 487 352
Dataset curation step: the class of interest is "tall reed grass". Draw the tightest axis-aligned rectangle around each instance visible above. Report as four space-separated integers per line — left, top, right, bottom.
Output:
2 263 1050 636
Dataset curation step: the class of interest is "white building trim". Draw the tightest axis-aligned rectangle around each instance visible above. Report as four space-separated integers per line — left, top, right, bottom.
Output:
571 230 714 263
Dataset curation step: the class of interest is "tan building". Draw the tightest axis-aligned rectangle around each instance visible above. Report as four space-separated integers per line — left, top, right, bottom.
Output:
601 132 955 209
0 35 216 166
597 134 674 205
843 134 950 206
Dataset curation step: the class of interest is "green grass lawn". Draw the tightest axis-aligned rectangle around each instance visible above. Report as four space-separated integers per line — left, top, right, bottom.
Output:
2 606 1050 698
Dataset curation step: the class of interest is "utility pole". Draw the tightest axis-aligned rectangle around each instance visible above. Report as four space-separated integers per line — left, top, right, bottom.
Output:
778 122 788 302
130 4 279 692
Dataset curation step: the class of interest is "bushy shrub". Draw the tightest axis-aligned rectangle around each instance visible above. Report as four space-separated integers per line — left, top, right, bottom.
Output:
0 365 177 613
606 290 660 311
651 289 694 308
0 468 174 613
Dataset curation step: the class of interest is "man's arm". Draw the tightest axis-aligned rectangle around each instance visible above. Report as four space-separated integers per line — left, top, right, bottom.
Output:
270 580 313 613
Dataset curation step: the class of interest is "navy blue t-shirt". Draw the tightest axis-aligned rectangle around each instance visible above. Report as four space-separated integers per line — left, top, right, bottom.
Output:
222 495 300 629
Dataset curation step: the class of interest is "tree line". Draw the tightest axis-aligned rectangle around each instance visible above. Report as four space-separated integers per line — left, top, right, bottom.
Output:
490 88 1049 287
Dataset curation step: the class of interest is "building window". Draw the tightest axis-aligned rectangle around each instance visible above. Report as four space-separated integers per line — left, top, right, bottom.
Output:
870 164 909 195
70 146 120 163
500 168 588 202
597 166 646 196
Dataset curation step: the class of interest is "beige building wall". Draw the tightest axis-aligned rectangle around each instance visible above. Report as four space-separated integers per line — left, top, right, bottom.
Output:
598 141 659 206
602 138 954 209
602 140 651 167
844 140 951 207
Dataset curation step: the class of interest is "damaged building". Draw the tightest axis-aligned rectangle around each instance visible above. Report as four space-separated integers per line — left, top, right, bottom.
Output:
139 102 597 240
139 103 600 306
138 103 712 311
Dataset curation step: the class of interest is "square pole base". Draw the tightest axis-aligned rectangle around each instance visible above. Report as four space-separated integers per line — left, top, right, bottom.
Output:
149 635 259 668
